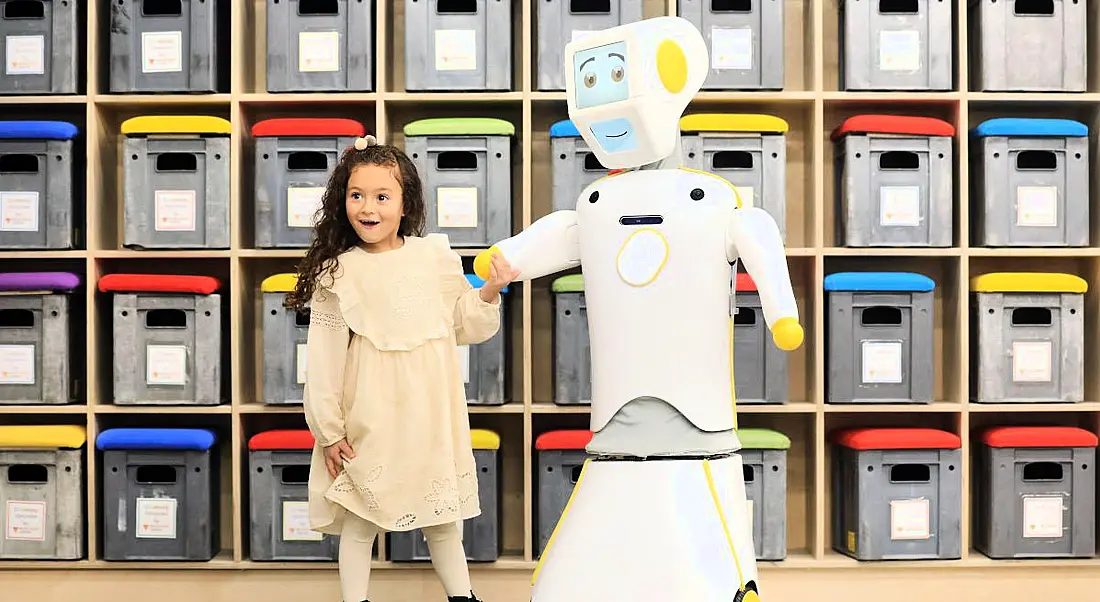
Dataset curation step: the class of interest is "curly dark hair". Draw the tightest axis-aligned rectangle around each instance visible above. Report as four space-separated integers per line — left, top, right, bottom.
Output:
284 142 426 310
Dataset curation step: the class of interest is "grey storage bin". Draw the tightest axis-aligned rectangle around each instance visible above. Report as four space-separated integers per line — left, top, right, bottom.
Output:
535 430 591 557
832 114 955 248
550 120 605 213
266 0 374 92
248 429 338 561
462 274 508 406
404 118 514 248
404 0 512 92
680 113 788 242
0 271 80 405
737 428 789 561
824 272 935 404
968 0 1086 92
0 0 79 95
121 116 231 250
552 275 590 406
99 273 223 406
252 118 365 249
832 427 963 560
536 0 642 91
679 0 784 90
970 118 1089 248
109 0 226 93
839 0 953 91
0 424 85 560
976 426 1097 559
389 429 500 562
260 274 308 406
733 273 788 404
98 428 218 562
970 272 1086 404
0 120 78 250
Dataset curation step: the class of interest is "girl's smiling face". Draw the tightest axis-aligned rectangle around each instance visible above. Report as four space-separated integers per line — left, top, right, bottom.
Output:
345 163 406 252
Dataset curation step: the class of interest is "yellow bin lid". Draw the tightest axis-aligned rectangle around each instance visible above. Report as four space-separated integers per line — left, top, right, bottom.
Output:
0 425 87 449
680 114 789 134
471 429 500 450
121 115 232 136
261 273 299 293
971 272 1088 294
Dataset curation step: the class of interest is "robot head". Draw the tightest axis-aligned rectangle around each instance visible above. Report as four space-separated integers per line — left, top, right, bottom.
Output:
564 16 708 170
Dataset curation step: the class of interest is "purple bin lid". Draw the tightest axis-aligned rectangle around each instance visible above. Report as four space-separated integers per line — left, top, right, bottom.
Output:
0 272 81 293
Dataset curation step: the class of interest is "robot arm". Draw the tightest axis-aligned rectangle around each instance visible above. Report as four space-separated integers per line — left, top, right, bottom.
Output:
474 209 581 282
726 207 804 352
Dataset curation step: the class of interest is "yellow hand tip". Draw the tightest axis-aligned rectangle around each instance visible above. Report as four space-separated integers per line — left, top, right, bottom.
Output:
473 246 500 280
772 317 804 351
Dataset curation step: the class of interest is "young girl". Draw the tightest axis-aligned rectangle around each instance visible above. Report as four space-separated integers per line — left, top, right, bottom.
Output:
285 135 518 602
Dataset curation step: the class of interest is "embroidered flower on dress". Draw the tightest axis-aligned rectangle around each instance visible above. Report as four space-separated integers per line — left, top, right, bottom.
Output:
425 478 460 516
394 513 417 528
331 464 382 510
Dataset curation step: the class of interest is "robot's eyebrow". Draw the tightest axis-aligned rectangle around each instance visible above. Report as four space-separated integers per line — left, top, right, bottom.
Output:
608 52 625 61
579 57 595 71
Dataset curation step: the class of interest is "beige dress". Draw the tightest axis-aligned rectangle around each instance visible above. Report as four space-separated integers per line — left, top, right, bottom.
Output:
302 233 502 535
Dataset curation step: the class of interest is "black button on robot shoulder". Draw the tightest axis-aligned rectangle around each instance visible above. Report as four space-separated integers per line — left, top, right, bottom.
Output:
589 190 599 203
690 188 705 201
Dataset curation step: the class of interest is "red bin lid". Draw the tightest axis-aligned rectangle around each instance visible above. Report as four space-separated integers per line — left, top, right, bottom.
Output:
981 426 1098 448
535 430 592 450
833 428 961 450
251 118 367 138
831 115 956 141
98 274 221 294
248 429 316 451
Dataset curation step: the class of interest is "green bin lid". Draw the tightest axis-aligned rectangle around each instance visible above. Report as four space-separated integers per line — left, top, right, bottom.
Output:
552 274 584 293
403 117 515 137
737 428 791 450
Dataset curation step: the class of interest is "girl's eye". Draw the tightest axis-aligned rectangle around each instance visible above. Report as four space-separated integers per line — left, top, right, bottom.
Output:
378 195 388 202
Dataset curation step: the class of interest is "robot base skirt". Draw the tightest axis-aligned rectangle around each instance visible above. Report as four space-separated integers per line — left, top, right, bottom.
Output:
531 454 761 602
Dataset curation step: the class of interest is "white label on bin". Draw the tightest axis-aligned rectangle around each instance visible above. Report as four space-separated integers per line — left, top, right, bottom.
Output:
5 35 44 75
1023 495 1064 538
136 497 178 539
0 344 35 385
437 187 479 228
298 31 341 73
154 190 197 232
141 31 183 73
878 30 921 72
861 341 903 384
146 344 187 386
458 344 470 384
5 500 46 541
0 191 39 232
711 27 753 71
435 29 477 71
733 185 754 208
889 498 930 540
282 501 324 541
287 186 326 228
1016 186 1058 227
879 186 921 227
296 343 308 384
1012 341 1052 383
571 30 595 43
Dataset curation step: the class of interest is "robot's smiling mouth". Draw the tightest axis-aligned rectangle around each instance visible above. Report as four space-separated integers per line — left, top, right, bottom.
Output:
619 215 664 226
606 131 628 138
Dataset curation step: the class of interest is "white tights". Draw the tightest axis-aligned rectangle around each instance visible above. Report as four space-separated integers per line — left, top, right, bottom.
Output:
339 515 472 602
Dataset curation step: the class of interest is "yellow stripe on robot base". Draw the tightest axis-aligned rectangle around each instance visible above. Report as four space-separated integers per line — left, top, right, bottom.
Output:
702 458 747 591
729 316 738 429
531 458 591 586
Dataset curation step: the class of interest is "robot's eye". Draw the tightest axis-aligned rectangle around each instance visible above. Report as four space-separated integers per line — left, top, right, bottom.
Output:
584 72 597 88
611 66 624 82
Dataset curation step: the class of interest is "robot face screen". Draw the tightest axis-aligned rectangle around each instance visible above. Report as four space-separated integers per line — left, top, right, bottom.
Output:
573 41 638 154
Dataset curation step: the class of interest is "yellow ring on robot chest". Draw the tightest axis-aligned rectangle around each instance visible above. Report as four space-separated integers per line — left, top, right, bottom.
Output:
615 227 670 287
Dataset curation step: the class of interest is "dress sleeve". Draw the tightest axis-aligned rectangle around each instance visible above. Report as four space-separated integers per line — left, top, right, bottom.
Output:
302 287 350 448
431 233 502 346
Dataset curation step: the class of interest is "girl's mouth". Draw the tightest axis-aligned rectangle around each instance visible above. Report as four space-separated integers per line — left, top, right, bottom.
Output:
359 219 380 228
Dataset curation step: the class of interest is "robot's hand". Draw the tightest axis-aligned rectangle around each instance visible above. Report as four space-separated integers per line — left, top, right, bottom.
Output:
473 246 501 281
770 317 804 352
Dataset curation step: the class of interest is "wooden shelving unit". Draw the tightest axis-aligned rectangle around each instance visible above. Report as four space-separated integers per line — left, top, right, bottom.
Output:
4 0 1100 600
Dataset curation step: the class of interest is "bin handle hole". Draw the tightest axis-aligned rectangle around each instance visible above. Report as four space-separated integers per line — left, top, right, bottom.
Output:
437 0 477 14
889 463 930 483
0 308 35 329
743 465 755 483
570 0 611 13
1010 307 1052 327
878 0 918 13
3 1 44 20
436 151 478 171
712 0 752 11
878 151 920 170
155 152 198 173
141 0 182 17
569 465 582 484
145 308 187 329
287 151 328 172
295 309 311 327
733 307 757 326
297 0 338 15
0 153 39 174
712 150 753 170
1023 461 1063 482
1015 150 1057 171
135 465 178 484
860 306 902 326
1014 0 1054 14
582 153 606 172
7 464 47 484
280 465 310 485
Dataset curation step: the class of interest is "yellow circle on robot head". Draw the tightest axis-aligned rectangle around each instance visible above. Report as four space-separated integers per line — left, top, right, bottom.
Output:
742 592 761 602
656 40 687 93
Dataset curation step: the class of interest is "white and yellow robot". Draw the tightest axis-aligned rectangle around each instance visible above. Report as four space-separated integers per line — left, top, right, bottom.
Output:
473 16 802 602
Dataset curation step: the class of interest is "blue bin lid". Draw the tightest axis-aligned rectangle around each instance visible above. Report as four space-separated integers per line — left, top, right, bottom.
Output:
824 272 935 292
972 118 1088 138
466 273 509 294
550 120 581 138
0 120 78 140
96 428 217 452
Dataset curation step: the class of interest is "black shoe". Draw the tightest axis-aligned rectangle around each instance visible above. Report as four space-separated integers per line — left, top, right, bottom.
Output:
448 593 482 602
